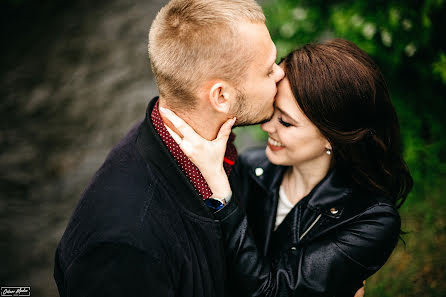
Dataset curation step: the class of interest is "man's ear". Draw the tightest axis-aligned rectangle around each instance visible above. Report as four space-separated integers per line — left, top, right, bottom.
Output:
208 82 231 114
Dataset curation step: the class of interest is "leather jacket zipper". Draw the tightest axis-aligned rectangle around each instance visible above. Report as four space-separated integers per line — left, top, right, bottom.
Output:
299 214 322 240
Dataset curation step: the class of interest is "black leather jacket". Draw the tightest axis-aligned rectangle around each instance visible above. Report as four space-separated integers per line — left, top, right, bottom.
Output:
221 148 401 297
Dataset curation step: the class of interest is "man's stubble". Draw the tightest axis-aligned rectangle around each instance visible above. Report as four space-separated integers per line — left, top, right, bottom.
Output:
230 87 274 127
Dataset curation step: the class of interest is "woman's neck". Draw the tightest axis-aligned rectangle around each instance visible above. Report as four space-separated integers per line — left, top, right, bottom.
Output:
282 159 331 205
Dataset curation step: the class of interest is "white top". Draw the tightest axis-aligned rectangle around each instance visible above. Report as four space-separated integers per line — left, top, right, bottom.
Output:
275 186 295 230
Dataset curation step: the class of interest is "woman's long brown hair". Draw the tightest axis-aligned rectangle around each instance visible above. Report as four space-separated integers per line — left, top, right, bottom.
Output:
282 39 412 208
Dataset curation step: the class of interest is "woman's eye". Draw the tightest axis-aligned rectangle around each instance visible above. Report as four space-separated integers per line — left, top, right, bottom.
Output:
279 117 292 127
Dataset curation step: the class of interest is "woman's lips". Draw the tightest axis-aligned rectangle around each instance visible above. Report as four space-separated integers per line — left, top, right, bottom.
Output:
267 137 284 151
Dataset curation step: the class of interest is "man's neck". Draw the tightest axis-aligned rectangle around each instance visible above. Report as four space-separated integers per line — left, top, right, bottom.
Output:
158 97 223 141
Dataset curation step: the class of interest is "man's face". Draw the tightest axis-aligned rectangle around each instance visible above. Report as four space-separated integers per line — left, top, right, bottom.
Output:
230 22 284 126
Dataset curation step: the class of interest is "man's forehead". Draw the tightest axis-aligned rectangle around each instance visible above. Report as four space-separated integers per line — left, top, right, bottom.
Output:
259 41 277 68
268 44 277 64
237 22 275 66
247 41 275 71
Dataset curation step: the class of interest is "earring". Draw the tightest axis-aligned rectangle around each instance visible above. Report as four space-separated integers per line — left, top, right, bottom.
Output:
326 149 331 155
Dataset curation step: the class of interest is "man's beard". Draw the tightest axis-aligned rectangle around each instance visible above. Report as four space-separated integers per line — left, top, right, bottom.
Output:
230 88 274 127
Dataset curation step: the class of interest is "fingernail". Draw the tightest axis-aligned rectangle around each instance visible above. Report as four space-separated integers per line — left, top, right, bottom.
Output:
159 106 168 114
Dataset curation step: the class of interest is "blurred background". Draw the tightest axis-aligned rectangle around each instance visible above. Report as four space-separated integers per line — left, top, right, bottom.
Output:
0 0 445 296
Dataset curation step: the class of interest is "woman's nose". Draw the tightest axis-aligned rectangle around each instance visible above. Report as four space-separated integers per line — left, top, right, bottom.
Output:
261 118 275 133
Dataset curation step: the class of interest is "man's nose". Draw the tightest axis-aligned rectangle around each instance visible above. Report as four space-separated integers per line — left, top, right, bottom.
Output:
275 65 285 82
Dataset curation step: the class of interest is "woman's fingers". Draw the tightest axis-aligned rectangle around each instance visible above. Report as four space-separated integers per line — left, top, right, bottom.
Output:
216 117 236 142
354 285 365 297
165 126 182 145
166 125 194 157
160 107 199 141
160 107 233 196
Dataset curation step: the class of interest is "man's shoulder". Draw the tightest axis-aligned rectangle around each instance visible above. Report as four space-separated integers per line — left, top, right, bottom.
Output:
84 120 152 202
57 119 171 262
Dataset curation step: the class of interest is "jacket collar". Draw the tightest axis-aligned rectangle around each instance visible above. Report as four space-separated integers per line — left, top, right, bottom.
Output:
136 97 214 219
305 169 352 219
247 156 286 194
249 157 352 220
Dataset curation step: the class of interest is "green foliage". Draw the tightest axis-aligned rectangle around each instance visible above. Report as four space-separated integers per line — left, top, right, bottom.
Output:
260 0 446 294
433 52 446 84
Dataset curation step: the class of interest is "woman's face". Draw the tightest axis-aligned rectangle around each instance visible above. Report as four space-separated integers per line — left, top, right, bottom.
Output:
260 76 332 167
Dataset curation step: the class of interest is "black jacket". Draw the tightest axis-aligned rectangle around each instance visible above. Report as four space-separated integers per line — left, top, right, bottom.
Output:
215 148 401 297
54 97 231 297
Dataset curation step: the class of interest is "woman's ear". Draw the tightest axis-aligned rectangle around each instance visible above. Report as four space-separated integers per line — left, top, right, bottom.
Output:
209 82 231 114
325 140 332 152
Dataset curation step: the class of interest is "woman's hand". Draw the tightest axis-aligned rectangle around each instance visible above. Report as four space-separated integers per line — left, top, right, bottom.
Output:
159 107 236 198
354 281 365 297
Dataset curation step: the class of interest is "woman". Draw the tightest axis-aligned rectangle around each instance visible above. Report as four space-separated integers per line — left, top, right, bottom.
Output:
161 39 412 296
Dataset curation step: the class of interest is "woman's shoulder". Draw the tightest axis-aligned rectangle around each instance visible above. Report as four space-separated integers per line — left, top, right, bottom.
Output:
346 188 401 233
319 171 401 237
232 147 269 179
332 190 402 270
351 188 400 213
234 147 284 183
328 169 400 219
236 147 269 169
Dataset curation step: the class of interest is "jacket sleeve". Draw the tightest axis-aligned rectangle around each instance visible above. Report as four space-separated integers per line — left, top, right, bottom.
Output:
62 243 174 297
214 200 400 297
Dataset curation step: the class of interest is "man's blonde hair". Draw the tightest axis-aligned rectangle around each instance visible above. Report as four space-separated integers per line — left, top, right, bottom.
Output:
148 0 265 110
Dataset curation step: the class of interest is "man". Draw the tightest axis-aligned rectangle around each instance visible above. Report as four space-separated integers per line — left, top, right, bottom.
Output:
54 1 283 296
